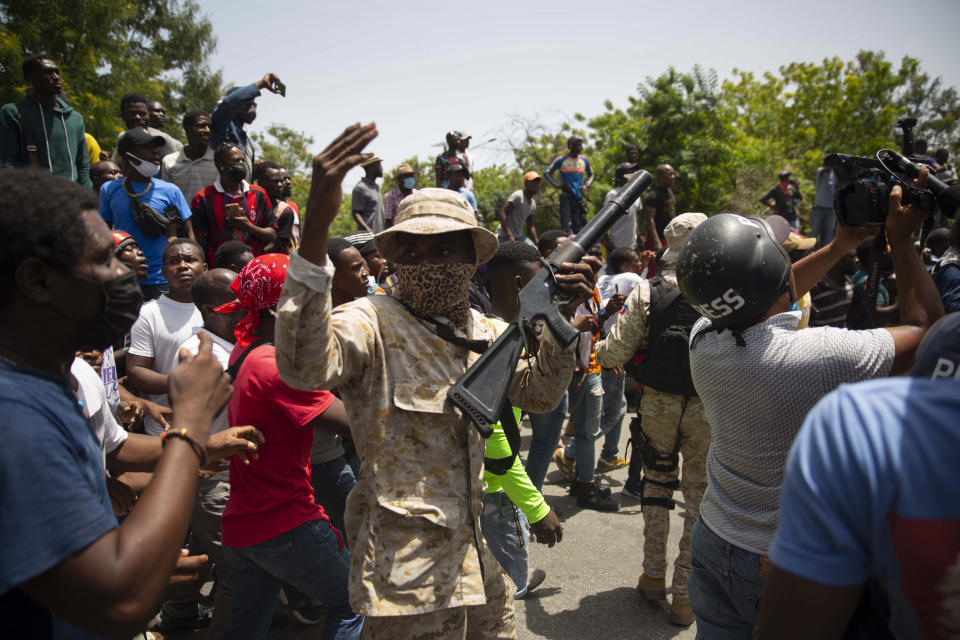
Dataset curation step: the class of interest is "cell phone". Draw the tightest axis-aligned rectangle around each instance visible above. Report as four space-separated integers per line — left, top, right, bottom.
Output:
273 79 286 97
225 203 242 218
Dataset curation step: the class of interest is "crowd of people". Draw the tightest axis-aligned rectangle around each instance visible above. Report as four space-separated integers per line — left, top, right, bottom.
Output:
1 54 960 640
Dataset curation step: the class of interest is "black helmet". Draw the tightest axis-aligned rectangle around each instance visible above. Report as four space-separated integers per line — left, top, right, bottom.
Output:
677 214 791 330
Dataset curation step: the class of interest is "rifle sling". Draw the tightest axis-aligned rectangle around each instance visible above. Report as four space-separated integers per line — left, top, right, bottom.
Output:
226 337 273 380
392 297 521 475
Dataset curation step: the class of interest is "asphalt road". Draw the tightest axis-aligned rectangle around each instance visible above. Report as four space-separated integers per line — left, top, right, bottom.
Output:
175 411 697 639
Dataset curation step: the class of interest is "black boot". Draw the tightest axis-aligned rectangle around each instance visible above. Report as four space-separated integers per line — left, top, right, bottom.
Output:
576 481 620 512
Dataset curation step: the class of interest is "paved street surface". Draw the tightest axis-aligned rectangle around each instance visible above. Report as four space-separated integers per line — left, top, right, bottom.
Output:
174 411 697 639
513 413 697 640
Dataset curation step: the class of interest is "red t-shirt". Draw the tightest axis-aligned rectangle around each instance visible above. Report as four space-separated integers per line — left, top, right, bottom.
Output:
222 344 335 547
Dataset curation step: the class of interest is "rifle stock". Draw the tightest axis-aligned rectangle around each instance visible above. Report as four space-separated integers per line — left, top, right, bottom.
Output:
448 170 653 436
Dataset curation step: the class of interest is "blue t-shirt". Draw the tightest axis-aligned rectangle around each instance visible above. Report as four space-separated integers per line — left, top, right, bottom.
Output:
0 361 118 638
98 178 192 285
771 377 960 640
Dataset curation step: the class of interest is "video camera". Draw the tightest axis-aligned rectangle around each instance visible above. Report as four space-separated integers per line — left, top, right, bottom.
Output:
825 118 960 227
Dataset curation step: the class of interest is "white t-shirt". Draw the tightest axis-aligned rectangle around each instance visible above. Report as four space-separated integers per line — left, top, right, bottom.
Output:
128 295 203 435
72 358 128 467
174 328 234 436
503 189 536 239
605 186 643 250
688 311 895 554
597 272 643 332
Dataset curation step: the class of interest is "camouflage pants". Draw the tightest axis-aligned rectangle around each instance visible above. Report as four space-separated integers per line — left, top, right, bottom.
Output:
362 545 516 640
638 388 710 603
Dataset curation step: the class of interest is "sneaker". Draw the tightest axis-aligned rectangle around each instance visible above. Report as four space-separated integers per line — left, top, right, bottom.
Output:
148 605 213 632
553 447 575 480
636 573 666 601
290 601 326 626
596 455 629 473
515 569 547 600
670 600 695 626
621 483 644 501
576 481 620 512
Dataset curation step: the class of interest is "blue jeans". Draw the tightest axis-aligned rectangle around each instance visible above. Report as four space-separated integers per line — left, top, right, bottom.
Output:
480 491 530 595
224 519 363 640
559 191 585 234
311 455 356 536
526 392 568 491
810 206 836 247
564 372 603 482
689 519 766 640
599 368 626 460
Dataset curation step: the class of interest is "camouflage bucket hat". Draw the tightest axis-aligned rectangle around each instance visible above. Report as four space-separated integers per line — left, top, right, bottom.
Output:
374 187 498 264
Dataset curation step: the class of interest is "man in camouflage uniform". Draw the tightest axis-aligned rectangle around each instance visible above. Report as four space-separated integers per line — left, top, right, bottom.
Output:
594 212 710 627
274 124 588 639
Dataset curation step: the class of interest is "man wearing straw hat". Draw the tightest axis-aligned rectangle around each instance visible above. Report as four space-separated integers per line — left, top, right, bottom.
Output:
275 123 596 638
351 154 385 233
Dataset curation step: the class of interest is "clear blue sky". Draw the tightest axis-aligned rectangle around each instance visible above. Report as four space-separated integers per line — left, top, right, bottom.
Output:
199 0 960 185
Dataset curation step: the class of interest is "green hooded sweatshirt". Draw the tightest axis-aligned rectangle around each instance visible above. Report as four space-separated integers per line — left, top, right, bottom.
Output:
0 93 92 188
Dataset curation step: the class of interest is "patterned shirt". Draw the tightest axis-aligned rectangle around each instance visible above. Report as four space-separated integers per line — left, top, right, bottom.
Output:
383 186 414 222
274 254 576 616
809 274 854 328
190 179 277 265
688 312 895 554
545 153 593 199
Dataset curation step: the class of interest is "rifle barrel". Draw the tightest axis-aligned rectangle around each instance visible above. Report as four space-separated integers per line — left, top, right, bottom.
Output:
550 170 652 266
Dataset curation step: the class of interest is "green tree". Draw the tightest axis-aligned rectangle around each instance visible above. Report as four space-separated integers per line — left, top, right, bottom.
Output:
0 0 222 150
252 124 315 177
589 66 738 216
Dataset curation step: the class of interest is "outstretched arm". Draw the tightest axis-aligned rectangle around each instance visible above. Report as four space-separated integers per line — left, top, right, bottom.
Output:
20 335 232 637
274 123 380 392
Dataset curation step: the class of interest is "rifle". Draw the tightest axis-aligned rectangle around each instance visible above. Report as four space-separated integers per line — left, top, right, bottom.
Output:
448 169 653 438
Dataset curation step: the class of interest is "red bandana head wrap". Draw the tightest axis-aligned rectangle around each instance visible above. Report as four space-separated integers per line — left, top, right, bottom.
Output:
214 253 290 348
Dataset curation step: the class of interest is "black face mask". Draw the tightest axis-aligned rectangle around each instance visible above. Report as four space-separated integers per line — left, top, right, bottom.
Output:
69 270 144 351
226 162 247 183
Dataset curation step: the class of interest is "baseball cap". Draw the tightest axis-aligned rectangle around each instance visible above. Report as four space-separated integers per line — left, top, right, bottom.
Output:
374 188 498 264
661 213 708 264
344 231 377 256
523 171 541 182
912 313 960 380
778 170 791 179
117 128 165 155
760 215 793 245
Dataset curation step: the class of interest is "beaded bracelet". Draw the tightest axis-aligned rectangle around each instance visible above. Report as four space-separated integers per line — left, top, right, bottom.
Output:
161 428 208 467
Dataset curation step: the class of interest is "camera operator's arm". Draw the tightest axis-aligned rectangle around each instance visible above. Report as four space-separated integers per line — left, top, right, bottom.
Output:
883 183 944 374
792 226 877 297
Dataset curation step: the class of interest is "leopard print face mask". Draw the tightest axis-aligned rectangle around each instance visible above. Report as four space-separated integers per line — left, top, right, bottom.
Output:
396 263 474 329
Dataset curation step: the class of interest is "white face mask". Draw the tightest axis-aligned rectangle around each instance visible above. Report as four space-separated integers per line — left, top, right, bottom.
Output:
125 152 160 178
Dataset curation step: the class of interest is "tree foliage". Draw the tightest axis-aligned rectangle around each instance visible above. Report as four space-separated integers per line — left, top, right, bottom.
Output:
501 51 959 233
0 0 222 149
253 124 315 178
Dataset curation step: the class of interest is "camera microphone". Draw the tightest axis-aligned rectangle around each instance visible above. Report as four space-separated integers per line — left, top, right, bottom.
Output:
878 150 960 218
